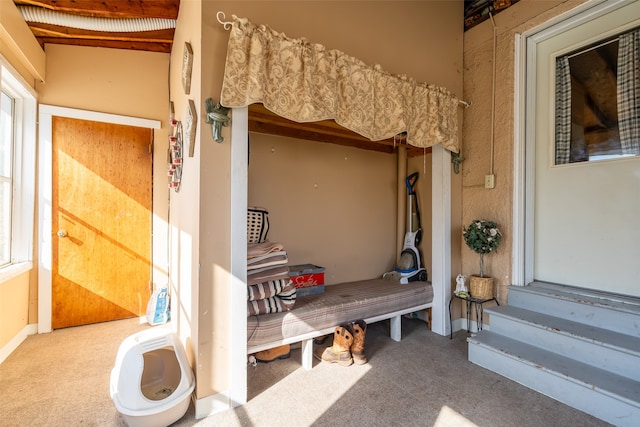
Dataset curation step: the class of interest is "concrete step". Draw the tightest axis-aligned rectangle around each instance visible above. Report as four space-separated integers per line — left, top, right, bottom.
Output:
486 305 640 381
468 331 640 427
507 282 640 337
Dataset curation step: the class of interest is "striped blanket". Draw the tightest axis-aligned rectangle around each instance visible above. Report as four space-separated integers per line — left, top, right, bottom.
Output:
247 241 296 316
247 279 296 316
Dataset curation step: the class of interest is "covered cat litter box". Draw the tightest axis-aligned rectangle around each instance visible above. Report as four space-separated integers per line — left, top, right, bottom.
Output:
110 328 195 427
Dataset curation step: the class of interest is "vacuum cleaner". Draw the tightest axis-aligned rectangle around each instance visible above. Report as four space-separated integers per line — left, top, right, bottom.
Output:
384 172 428 284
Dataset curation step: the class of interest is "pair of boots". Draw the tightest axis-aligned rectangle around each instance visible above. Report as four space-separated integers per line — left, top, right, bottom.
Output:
314 320 367 366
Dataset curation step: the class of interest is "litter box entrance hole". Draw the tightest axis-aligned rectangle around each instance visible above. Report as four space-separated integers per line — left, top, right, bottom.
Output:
141 347 181 401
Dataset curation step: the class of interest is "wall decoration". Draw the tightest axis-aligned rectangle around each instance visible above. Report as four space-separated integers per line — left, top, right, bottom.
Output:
182 42 193 95
185 99 197 157
168 126 183 192
168 101 183 192
205 97 230 143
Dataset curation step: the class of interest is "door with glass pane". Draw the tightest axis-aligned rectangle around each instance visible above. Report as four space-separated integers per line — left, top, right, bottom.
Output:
532 4 640 297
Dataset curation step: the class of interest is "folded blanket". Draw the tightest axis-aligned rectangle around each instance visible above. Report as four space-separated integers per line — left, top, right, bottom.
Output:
247 278 290 301
247 265 290 285
247 280 296 316
248 241 284 259
247 250 288 270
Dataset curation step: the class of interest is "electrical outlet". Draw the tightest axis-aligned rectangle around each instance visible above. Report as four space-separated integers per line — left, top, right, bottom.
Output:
485 174 495 189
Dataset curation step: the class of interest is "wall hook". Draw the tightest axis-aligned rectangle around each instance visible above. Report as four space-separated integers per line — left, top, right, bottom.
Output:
205 98 230 143
451 151 465 174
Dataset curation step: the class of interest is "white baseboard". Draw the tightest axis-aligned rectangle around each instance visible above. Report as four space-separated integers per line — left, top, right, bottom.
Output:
194 390 232 419
451 317 490 335
0 323 38 365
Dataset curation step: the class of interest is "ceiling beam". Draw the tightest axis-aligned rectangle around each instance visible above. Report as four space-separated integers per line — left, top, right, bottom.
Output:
33 37 172 53
27 23 174 43
247 104 431 157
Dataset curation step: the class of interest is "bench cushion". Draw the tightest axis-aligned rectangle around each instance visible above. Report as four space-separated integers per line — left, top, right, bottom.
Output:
247 278 433 348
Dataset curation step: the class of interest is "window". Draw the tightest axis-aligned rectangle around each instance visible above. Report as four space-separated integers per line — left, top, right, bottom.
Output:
0 58 36 273
0 91 14 264
554 26 640 164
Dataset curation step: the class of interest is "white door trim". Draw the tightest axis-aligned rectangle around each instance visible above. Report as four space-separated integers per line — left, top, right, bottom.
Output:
37 105 160 333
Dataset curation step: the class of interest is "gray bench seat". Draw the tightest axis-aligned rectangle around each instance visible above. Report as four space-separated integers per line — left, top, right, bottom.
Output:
247 278 433 369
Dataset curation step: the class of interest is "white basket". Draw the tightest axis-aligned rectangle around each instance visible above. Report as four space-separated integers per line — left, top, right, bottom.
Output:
247 207 269 243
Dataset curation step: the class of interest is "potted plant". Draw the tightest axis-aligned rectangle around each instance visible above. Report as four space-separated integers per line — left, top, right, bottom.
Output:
463 219 502 299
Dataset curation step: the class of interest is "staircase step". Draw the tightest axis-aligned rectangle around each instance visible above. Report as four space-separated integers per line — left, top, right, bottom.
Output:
507 283 640 337
486 305 640 381
528 282 640 306
468 331 640 426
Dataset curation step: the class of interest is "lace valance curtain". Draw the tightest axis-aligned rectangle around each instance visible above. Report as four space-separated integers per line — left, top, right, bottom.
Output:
220 16 460 153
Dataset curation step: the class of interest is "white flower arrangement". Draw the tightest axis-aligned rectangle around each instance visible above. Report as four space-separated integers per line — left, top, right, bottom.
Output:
463 219 502 277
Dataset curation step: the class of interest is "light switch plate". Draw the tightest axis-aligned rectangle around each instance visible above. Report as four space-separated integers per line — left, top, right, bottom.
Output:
485 174 495 189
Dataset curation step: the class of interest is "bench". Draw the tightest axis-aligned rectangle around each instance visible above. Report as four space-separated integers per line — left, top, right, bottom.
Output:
247 278 433 369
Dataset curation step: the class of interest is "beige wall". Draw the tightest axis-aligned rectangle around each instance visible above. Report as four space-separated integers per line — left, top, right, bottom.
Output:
461 0 587 303
37 44 169 120
0 273 30 348
248 135 398 284
168 0 205 398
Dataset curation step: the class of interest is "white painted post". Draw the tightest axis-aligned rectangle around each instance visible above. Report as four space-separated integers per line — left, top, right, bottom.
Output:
431 145 452 336
390 315 402 341
230 107 248 406
301 339 314 370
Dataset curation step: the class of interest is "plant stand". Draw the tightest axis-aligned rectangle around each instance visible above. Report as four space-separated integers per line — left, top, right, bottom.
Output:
448 293 499 339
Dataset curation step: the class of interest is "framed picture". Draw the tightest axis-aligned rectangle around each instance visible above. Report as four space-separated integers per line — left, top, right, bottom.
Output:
182 42 193 95
185 99 197 157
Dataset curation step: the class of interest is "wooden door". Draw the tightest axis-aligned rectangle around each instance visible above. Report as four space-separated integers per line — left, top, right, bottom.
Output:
52 117 152 329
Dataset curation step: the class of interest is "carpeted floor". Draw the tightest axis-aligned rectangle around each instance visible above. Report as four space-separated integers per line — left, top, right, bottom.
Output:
0 317 611 426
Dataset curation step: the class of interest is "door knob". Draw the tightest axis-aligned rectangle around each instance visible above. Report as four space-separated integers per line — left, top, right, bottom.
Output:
57 229 68 238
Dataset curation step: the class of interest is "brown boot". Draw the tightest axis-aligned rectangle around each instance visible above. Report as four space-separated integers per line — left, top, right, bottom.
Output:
253 344 290 363
350 319 367 365
314 324 354 366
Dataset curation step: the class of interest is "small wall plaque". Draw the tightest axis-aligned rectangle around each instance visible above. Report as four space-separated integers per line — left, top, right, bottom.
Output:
182 42 193 95
186 99 197 157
